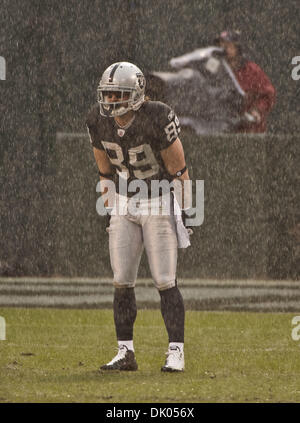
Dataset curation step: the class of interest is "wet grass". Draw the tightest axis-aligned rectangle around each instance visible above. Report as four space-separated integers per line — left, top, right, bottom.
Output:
0 308 300 403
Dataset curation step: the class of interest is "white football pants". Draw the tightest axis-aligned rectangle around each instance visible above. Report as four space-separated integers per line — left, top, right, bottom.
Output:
107 199 178 291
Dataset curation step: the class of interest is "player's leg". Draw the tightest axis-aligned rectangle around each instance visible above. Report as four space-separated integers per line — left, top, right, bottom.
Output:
159 283 185 372
100 215 143 371
143 214 185 372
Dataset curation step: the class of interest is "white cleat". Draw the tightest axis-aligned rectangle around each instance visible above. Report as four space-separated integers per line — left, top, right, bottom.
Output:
161 346 184 372
100 345 138 371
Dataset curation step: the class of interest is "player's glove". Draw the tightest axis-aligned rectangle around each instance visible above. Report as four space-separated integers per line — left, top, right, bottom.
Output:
181 209 194 235
105 207 113 232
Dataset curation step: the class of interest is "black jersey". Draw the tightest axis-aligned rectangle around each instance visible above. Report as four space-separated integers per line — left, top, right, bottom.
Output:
86 100 181 197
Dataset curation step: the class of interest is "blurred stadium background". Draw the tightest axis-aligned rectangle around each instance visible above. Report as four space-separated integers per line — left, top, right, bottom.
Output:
0 0 299 307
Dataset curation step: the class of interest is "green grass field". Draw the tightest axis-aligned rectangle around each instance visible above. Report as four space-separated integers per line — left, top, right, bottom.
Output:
0 308 300 403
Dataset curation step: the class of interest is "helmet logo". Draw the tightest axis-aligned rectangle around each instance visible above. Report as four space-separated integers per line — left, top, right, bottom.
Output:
136 73 145 89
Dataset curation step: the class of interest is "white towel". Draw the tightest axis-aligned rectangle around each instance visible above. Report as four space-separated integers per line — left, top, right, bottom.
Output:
173 195 191 249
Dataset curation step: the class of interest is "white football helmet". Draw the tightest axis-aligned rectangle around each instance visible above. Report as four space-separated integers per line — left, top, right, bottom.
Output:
97 62 146 117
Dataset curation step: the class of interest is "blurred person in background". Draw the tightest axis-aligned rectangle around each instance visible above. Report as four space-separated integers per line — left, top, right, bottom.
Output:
215 30 276 133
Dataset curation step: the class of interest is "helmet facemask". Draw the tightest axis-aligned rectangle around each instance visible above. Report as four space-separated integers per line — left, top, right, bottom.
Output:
98 88 129 117
98 86 145 117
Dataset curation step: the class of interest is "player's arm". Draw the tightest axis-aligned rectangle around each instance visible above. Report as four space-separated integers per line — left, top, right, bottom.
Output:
160 137 191 209
157 104 192 228
93 147 115 209
160 137 187 176
85 108 115 210
93 147 114 177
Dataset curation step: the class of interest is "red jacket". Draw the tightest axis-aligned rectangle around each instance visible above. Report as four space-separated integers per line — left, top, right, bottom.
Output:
233 61 276 133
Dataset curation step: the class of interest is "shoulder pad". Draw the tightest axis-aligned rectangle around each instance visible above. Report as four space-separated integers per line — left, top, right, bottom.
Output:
86 103 101 127
141 100 171 114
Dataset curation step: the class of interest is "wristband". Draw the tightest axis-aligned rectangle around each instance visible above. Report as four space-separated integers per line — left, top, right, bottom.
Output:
172 166 187 178
99 170 114 179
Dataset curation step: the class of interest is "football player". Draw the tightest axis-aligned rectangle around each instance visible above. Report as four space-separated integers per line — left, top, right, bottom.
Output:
86 62 192 372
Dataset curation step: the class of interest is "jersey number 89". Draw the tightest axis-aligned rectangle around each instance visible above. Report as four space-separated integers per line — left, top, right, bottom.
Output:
101 141 160 179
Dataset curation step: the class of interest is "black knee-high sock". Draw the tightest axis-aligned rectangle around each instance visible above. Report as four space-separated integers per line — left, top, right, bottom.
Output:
113 287 137 341
159 285 185 343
